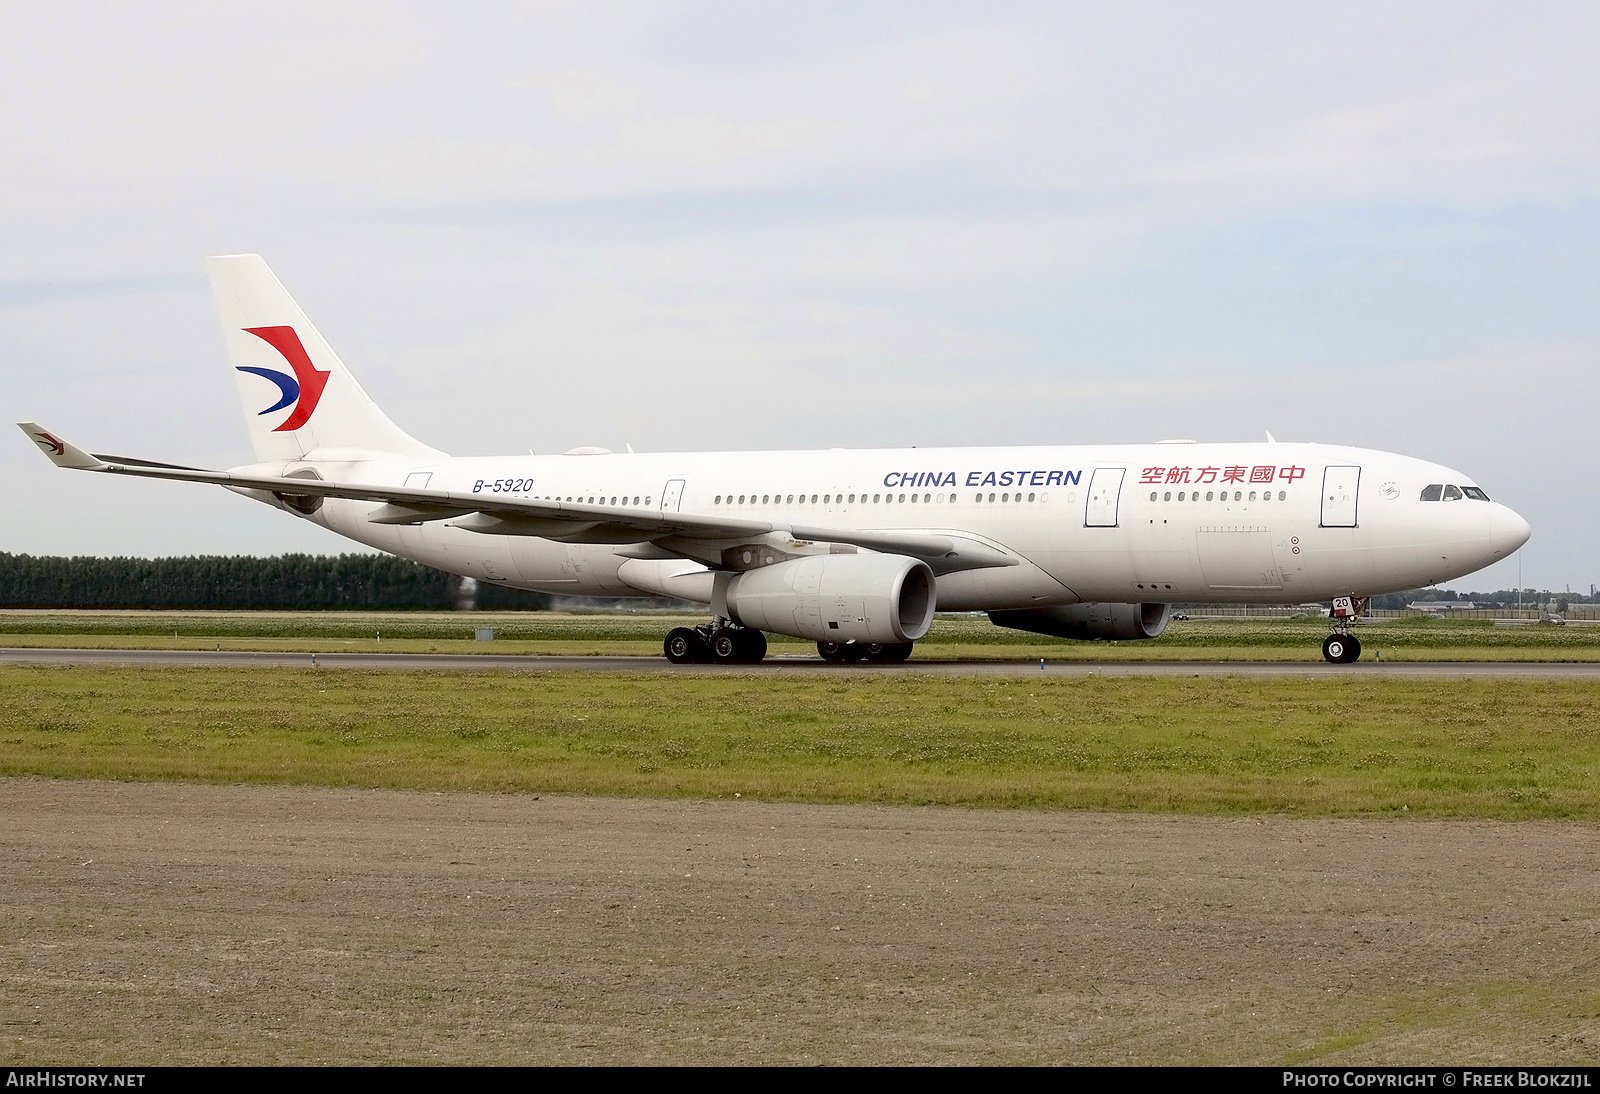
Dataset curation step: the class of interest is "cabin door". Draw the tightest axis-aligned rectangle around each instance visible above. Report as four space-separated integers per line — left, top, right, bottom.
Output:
1320 466 1361 527
1084 468 1125 527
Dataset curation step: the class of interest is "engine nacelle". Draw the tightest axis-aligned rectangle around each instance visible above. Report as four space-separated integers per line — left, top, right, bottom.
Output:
723 553 936 643
988 602 1172 641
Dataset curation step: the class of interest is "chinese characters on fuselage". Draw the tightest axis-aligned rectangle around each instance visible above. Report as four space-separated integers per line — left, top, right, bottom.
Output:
1139 465 1305 486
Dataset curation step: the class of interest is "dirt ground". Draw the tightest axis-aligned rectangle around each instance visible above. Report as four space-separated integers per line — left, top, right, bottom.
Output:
1 778 1596 1065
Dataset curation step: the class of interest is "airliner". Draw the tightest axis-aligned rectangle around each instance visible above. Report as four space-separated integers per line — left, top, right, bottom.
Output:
20 255 1531 664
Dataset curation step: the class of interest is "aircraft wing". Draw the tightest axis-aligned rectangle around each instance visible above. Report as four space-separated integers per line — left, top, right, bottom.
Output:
18 423 1017 573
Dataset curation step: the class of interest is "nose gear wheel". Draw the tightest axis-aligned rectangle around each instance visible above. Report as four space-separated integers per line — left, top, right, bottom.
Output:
1322 634 1361 664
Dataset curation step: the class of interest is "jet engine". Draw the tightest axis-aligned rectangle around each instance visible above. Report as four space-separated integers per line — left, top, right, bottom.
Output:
988 602 1172 641
722 553 936 644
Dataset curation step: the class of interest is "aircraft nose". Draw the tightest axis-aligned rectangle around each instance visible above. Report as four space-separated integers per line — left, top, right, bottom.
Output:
1489 504 1531 557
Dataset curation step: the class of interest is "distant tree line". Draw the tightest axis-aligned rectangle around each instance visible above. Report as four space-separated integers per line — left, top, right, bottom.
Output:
1368 588 1594 610
4 552 1590 613
0 553 551 610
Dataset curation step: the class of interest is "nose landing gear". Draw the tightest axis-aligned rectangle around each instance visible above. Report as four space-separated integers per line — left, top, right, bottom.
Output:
1321 595 1367 664
664 622 767 664
1322 633 1361 664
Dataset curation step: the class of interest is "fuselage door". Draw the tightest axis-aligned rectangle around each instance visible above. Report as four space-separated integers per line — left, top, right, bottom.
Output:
660 479 686 512
1084 468 1125 527
1320 465 1360 527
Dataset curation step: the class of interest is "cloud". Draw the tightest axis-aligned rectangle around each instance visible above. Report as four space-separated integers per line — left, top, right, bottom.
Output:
3 3 1597 589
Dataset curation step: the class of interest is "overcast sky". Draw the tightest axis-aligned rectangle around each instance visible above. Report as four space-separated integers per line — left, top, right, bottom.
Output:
5 2 1597 592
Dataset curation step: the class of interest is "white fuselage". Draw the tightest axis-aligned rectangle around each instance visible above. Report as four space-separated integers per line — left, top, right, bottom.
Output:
242 440 1529 609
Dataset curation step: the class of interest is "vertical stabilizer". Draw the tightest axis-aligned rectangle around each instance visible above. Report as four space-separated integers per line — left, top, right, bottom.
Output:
206 254 443 462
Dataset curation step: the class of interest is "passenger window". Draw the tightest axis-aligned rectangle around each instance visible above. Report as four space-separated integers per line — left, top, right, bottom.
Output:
812 495 818 503
1278 491 1285 501
873 494 880 503
899 494 906 503
1028 493 1035 502
989 493 996 502
1162 491 1171 502
1206 491 1213 501
1176 491 1184 501
1249 491 1257 501
1443 485 1463 501
1150 492 1157 501
1420 484 1442 501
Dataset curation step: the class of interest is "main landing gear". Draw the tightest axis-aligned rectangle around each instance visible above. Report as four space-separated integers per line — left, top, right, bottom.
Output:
817 641 914 663
664 623 767 665
1321 594 1368 664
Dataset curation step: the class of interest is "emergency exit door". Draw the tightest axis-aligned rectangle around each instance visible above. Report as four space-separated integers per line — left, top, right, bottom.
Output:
1320 466 1360 527
660 479 686 512
1084 468 1125 527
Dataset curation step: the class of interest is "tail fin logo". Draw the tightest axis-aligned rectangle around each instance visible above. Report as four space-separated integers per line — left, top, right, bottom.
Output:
236 326 331 432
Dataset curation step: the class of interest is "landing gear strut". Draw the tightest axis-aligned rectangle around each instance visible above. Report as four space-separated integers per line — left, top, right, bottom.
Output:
1321 595 1367 664
664 622 767 665
817 641 914 663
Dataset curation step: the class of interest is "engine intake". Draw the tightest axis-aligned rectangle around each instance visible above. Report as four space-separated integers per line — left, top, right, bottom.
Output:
988 602 1172 641
722 553 936 643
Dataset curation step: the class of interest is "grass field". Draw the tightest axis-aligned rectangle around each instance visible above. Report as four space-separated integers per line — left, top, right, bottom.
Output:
3 609 1599 660
4 665 1597 818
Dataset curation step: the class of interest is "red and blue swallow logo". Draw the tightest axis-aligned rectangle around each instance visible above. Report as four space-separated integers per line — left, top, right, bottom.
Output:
236 326 330 432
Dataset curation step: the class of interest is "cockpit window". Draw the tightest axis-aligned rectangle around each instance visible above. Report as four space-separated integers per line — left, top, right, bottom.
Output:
1443 485 1463 501
1462 486 1490 501
1420 484 1442 501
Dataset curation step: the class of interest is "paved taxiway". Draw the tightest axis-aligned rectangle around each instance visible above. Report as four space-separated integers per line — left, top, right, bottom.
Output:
3 646 1598 677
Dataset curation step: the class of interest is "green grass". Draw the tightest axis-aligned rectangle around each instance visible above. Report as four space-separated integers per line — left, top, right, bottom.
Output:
2 610 1598 660
4 666 1598 817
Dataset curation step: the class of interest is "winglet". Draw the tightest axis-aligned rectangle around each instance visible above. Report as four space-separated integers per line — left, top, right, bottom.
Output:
17 422 108 470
